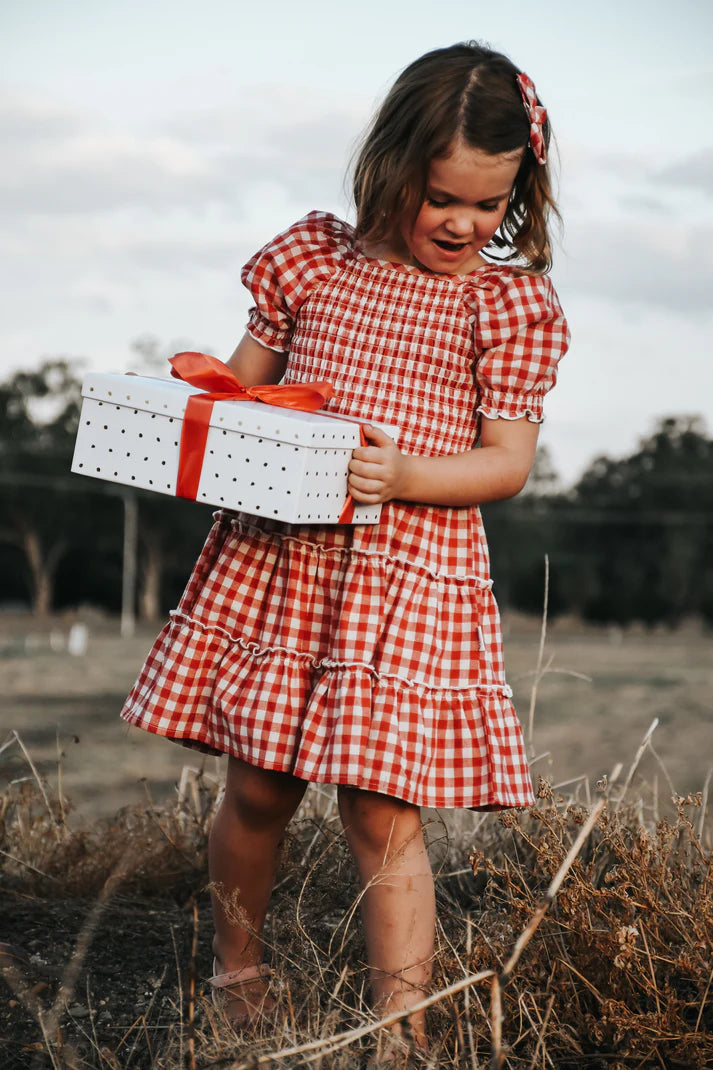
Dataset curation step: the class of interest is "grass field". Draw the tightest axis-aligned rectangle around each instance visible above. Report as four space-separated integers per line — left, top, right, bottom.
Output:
1 611 711 820
1 611 711 1068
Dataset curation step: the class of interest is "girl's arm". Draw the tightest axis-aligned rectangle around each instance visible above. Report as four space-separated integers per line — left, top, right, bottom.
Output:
226 332 288 386
347 418 539 507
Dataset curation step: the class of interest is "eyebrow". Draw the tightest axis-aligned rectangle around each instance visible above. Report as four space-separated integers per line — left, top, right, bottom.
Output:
428 186 511 203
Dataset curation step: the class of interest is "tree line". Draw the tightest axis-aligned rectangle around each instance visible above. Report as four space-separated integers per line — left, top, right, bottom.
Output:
1 359 712 626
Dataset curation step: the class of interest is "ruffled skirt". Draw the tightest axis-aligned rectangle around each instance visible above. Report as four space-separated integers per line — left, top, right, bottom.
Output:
121 509 535 810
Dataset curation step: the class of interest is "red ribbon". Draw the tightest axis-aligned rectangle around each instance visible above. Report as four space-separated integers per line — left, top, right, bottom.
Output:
169 351 361 522
337 424 367 524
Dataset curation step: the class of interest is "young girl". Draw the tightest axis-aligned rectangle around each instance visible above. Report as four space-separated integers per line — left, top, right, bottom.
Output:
122 41 569 1057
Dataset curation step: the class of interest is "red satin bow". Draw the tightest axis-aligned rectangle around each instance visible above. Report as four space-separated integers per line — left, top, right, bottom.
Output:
169 351 360 522
516 72 547 165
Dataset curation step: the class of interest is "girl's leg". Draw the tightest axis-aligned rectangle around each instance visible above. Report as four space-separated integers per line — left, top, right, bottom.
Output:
209 757 307 973
337 787 435 1048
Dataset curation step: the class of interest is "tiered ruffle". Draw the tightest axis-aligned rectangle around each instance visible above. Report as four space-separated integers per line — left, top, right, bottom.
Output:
122 512 535 810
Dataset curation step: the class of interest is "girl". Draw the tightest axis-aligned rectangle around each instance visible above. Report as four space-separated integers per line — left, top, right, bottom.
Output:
122 41 569 1057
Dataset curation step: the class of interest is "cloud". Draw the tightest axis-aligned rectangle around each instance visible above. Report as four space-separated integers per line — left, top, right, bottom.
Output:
558 216 713 316
558 138 713 206
2 81 710 412
254 111 362 205
164 91 366 207
0 90 83 145
0 86 362 332
553 136 713 316
124 233 255 274
3 137 230 216
653 148 713 197
557 140 657 184
0 87 362 218
540 294 713 483
0 90 242 215
617 194 673 216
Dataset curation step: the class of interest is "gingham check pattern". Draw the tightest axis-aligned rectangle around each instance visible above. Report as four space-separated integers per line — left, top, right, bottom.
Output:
122 212 569 810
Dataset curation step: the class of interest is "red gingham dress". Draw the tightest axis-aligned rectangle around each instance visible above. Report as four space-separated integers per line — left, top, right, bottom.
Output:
121 212 569 810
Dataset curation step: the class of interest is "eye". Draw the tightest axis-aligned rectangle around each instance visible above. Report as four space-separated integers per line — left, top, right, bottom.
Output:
479 202 501 213
426 197 450 208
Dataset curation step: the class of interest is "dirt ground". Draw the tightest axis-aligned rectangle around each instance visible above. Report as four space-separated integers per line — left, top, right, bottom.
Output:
0 889 207 1070
1 610 711 822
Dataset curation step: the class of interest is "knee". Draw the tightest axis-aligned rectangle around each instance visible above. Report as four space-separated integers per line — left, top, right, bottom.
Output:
221 759 306 831
338 787 421 856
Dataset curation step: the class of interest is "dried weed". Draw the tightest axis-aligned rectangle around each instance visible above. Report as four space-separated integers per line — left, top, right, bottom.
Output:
1 734 711 1068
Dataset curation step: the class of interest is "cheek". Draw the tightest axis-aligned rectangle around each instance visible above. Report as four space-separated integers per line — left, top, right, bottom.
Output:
411 205 440 237
401 206 427 248
475 210 507 242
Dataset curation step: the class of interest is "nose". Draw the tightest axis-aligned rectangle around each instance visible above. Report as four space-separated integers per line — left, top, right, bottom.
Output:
443 208 474 237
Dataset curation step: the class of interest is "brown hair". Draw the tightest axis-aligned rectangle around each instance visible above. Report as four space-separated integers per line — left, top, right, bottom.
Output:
352 41 560 274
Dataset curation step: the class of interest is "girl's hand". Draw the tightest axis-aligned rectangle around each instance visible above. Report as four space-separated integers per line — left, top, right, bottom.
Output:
347 425 410 504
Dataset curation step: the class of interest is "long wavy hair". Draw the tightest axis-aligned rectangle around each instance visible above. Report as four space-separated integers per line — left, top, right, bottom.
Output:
352 42 559 274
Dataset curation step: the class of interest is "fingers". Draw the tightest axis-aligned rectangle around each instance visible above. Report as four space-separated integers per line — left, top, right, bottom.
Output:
349 456 385 480
348 472 384 495
352 425 396 463
347 476 385 504
351 445 389 465
347 425 402 504
360 424 394 447
347 459 389 502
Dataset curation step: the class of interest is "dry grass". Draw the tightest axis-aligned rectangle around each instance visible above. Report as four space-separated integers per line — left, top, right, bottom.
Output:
2 587 711 1067
1 726 711 1069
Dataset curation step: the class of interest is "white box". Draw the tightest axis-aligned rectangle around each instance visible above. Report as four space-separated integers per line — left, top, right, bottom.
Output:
71 373 398 525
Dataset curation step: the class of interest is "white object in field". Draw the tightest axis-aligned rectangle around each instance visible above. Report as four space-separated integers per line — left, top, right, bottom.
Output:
68 623 89 657
71 373 399 526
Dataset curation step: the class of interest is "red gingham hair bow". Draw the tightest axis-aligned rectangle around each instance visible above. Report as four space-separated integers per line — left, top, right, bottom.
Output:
516 72 547 165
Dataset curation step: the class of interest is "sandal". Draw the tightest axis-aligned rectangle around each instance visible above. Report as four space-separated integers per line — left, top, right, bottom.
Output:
208 958 276 1028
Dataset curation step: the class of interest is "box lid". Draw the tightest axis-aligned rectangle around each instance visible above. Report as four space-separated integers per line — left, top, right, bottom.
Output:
80 373 396 447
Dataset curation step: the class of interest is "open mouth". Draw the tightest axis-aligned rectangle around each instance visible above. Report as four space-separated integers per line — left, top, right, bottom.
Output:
433 239 468 253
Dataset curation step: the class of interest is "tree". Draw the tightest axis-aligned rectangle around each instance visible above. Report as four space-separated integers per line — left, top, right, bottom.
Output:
0 360 88 614
562 417 713 625
0 357 213 617
482 446 565 615
133 495 212 621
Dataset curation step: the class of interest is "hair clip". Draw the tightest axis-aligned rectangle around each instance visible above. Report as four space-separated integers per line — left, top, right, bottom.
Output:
516 73 547 165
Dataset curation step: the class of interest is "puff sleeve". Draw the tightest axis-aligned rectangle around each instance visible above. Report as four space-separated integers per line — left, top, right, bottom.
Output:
469 270 570 423
241 211 355 352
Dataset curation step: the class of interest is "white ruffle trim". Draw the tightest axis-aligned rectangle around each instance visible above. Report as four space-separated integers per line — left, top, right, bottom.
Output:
246 323 288 354
168 611 513 698
222 514 494 588
477 404 544 425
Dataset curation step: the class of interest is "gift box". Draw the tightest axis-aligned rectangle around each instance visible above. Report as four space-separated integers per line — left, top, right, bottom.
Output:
71 370 398 525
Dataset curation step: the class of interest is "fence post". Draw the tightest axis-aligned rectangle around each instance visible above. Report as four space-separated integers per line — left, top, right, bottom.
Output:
121 491 138 638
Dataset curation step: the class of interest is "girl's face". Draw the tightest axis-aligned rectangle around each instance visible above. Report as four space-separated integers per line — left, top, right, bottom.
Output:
400 142 524 274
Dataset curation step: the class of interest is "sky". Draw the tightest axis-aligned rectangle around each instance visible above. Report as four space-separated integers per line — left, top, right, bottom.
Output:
2 0 713 485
